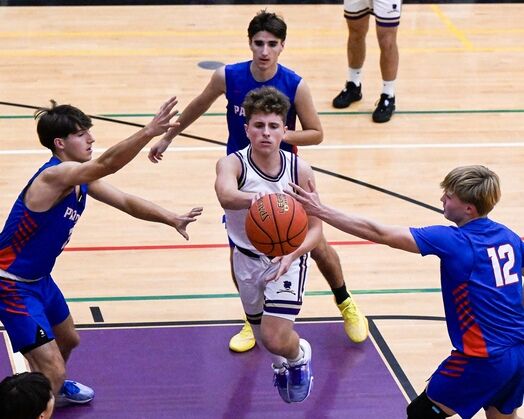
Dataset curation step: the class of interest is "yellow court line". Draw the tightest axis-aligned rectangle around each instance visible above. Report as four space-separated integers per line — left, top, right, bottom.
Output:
430 4 474 51
0 46 523 58
0 27 522 40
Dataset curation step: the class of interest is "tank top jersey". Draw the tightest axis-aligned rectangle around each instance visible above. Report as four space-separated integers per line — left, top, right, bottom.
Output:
0 156 88 280
225 146 299 255
411 218 524 357
224 61 301 155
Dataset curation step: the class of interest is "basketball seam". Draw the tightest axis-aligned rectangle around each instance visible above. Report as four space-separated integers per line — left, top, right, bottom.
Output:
269 194 286 256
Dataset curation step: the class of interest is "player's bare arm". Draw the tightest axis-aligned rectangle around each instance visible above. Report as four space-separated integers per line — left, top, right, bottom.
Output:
292 160 322 255
287 179 420 253
149 67 226 163
284 80 323 147
88 180 203 240
26 96 179 211
215 154 255 210
265 160 322 283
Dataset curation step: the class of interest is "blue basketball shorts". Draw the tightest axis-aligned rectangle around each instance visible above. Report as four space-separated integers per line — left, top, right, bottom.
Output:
0 275 70 353
427 347 524 418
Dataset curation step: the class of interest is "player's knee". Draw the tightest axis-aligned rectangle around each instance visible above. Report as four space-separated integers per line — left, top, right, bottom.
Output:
311 236 329 261
260 326 287 355
407 391 451 419
260 332 284 354
58 329 80 351
377 30 397 51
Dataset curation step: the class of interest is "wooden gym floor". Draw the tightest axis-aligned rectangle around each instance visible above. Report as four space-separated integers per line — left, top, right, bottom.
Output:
0 3 523 418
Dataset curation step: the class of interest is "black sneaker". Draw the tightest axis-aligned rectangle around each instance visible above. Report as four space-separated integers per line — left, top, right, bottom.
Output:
332 81 362 109
372 94 395 123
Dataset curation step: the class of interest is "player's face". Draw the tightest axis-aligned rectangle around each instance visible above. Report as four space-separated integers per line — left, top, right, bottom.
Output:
60 127 95 162
245 112 286 152
249 31 284 72
440 190 471 226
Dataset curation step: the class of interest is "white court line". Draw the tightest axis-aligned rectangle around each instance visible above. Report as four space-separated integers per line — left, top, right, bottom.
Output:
2 332 30 373
1 142 524 155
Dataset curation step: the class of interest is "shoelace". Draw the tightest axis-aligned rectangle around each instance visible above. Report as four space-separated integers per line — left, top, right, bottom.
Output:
61 381 80 396
343 302 360 320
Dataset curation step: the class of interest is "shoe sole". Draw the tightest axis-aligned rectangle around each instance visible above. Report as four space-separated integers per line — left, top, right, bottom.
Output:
229 343 256 352
332 95 362 109
55 396 94 407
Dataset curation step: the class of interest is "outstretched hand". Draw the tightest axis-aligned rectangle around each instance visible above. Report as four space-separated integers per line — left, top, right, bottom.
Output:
144 96 180 139
148 138 172 163
171 206 204 240
284 179 323 217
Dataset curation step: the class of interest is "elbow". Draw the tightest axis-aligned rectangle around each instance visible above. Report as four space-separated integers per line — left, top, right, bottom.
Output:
312 130 323 145
217 195 233 210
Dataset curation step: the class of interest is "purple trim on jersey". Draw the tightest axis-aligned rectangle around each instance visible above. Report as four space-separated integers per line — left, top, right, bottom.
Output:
291 152 298 185
247 147 286 182
410 218 524 357
0 157 88 279
297 253 308 303
233 151 247 189
224 61 301 155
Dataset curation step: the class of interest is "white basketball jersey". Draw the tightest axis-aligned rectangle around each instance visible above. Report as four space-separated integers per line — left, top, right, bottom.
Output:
225 145 299 254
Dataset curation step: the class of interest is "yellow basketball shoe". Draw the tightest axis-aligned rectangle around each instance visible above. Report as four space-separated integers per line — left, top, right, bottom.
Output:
229 320 256 352
337 297 369 343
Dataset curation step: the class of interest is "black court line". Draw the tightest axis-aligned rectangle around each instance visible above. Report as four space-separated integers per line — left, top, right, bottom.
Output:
0 100 443 214
89 306 105 323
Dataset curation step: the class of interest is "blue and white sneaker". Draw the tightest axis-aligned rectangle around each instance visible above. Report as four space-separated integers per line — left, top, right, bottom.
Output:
273 365 291 403
56 380 94 406
287 338 313 403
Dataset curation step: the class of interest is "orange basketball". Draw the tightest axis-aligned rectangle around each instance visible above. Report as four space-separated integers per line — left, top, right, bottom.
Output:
245 193 308 257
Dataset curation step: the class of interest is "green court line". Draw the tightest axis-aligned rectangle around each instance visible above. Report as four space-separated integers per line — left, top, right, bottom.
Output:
1 109 524 119
66 287 441 303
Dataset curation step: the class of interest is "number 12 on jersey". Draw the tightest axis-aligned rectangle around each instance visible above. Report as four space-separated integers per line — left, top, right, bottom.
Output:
487 244 519 287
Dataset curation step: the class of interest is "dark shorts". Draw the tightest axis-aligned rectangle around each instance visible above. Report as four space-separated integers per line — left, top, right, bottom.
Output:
427 347 524 418
0 275 70 353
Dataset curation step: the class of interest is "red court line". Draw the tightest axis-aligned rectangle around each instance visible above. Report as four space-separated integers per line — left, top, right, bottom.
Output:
64 240 375 252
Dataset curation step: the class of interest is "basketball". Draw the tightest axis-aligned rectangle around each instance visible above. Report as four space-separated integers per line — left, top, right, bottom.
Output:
245 193 308 257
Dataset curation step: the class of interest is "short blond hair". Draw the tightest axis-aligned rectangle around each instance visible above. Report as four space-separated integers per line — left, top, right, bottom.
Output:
440 165 500 216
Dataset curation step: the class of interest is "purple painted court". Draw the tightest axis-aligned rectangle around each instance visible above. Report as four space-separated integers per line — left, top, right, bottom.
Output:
2 322 407 418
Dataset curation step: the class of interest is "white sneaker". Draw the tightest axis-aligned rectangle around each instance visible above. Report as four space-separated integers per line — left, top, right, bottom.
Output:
56 380 94 406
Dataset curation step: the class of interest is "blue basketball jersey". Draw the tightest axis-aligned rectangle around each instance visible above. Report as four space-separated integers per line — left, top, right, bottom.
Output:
0 156 88 280
224 60 301 155
411 218 524 357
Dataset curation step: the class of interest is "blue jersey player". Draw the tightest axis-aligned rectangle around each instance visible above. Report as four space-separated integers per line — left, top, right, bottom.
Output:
287 165 524 419
0 97 202 407
148 10 368 353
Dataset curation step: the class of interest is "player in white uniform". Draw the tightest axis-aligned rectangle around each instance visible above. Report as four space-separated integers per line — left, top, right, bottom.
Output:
215 86 322 403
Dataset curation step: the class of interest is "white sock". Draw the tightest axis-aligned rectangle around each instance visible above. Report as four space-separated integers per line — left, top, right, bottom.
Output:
348 67 362 87
287 346 305 367
382 80 396 98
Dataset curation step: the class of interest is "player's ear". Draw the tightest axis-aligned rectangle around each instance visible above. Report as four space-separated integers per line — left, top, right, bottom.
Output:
53 137 66 151
465 203 478 217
